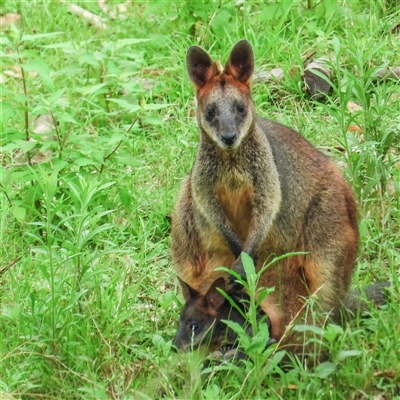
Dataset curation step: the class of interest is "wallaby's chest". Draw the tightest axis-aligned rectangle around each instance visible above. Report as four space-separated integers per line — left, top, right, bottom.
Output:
214 173 253 241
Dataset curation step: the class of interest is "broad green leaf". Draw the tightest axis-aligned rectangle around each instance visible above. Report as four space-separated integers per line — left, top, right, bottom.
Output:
241 252 255 277
332 36 340 56
37 263 50 281
14 140 37 153
256 286 275 307
246 323 270 354
20 60 55 90
93 51 106 61
84 83 109 96
58 113 77 124
115 156 141 167
105 60 120 75
22 32 63 41
143 103 171 111
79 53 99 67
48 89 67 104
91 151 105 163
108 133 125 145
39 140 58 152
97 181 116 191
211 9 232 31
115 38 151 50
142 116 163 126
84 223 114 243
257 2 278 21
75 157 97 167
315 361 336 379
0 37 11 45
119 188 132 208
264 350 286 374
108 99 141 113
12 206 26 223
14 93 29 103
338 350 361 361
325 1 339 18
292 325 325 335
1 102 16 120
222 319 246 336
64 290 88 311
323 324 343 343
31 106 49 116
57 64 84 77
39 41 73 49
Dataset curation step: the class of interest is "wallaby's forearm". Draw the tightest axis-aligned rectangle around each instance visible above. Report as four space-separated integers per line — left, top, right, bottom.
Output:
241 134 281 261
194 193 243 257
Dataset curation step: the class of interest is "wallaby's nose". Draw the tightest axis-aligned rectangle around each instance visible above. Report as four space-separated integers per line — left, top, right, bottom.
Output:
221 132 237 146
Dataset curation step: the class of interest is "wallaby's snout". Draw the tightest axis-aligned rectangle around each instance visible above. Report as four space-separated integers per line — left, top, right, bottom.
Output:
221 132 236 146
172 329 186 352
219 116 237 146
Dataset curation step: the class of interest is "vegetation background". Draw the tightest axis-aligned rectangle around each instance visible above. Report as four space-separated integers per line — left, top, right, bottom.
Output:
1 0 399 398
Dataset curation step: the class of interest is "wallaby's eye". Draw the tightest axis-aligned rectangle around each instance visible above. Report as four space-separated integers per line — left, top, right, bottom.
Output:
190 323 199 332
237 103 245 114
205 107 215 120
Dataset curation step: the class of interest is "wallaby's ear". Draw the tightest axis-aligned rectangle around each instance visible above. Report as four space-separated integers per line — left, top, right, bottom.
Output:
206 277 226 310
186 46 219 89
178 276 200 302
224 39 254 85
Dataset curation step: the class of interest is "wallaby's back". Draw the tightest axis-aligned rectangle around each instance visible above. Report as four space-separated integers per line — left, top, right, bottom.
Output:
171 40 359 348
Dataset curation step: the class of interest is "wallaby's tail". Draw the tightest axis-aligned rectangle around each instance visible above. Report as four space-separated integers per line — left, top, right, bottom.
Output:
343 282 391 316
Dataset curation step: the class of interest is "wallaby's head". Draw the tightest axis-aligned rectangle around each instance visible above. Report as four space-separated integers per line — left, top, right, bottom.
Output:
173 277 233 352
186 40 255 150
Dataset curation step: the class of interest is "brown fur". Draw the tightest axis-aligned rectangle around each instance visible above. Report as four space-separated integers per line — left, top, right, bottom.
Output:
171 40 360 352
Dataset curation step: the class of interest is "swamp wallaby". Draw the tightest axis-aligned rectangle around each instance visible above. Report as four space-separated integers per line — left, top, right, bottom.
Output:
173 276 273 353
173 278 390 355
171 39 360 349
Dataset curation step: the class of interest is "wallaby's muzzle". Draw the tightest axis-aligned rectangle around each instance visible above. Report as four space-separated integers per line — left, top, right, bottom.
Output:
218 115 239 148
221 131 237 146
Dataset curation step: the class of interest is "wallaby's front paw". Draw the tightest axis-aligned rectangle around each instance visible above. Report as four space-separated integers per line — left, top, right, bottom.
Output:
204 346 246 369
228 257 248 289
232 257 246 279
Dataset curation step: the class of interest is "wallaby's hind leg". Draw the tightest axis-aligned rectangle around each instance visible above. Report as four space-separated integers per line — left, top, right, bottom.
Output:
257 254 349 348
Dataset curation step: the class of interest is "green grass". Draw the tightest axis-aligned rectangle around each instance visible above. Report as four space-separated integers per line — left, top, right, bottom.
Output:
1 0 399 398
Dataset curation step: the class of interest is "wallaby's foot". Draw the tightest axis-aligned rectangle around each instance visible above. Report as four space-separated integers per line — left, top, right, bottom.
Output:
204 338 276 369
204 346 246 369
228 275 244 291
219 344 235 354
